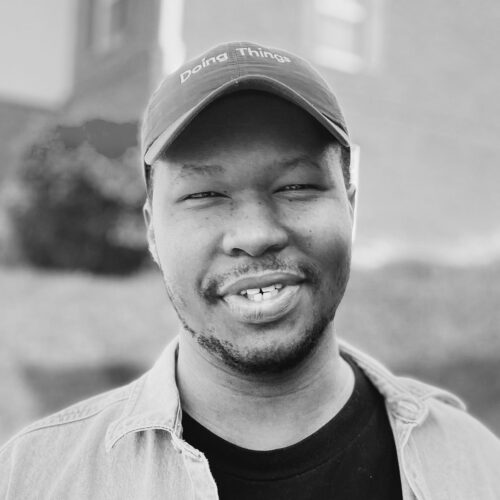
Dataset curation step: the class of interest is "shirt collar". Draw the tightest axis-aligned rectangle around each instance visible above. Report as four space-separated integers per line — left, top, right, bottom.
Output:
339 339 466 423
105 336 466 451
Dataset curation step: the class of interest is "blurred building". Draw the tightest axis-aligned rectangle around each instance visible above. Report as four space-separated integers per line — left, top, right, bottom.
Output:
1 0 499 262
0 0 161 181
181 0 500 263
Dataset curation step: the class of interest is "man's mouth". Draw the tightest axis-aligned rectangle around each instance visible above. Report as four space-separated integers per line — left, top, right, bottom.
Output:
219 273 304 324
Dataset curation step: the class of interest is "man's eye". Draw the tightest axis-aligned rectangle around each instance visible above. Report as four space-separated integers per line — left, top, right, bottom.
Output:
185 191 222 200
280 184 314 191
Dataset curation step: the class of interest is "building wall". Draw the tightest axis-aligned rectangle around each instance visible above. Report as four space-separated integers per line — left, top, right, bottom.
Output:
0 0 161 182
66 0 162 122
323 0 500 255
183 0 303 58
0 0 78 108
182 0 500 258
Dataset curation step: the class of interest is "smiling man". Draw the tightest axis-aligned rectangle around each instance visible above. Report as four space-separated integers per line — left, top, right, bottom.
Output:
147 91 353 376
1 41 500 499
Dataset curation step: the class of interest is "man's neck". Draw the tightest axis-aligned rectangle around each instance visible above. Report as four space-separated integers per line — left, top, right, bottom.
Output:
176 328 354 451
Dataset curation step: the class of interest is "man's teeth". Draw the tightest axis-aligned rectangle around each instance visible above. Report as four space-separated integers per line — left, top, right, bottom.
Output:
239 284 284 301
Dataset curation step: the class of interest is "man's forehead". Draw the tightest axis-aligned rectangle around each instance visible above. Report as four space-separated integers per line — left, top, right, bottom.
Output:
169 155 322 173
154 152 331 188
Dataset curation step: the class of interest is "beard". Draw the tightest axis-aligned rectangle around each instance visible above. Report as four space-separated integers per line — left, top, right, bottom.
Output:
191 311 333 375
163 251 351 376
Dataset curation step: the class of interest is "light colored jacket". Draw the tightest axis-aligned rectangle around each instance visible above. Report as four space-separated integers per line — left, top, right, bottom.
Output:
1 338 499 499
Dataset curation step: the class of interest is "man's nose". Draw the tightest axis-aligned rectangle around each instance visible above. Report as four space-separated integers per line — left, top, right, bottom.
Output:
221 201 289 257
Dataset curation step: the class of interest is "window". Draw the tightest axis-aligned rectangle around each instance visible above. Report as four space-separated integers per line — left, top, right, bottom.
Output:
310 0 383 73
88 0 128 54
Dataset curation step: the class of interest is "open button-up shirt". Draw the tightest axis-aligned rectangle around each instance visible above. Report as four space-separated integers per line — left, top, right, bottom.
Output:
1 338 499 499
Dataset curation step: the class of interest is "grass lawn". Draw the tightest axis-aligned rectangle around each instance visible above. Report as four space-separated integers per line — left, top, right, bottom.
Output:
1 261 499 445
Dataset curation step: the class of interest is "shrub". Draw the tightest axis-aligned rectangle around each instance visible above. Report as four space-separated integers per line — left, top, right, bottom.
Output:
8 123 149 274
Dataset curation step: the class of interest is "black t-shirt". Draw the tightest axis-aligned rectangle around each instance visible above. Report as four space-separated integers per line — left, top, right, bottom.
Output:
181 355 402 500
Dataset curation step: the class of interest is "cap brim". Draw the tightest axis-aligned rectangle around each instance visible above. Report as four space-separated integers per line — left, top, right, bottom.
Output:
144 75 350 165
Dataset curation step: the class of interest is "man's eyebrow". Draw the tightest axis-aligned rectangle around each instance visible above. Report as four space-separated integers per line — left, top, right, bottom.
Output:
278 156 321 170
173 156 319 179
176 163 224 178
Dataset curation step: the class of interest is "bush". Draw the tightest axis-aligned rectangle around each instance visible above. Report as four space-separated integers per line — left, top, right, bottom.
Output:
8 122 149 274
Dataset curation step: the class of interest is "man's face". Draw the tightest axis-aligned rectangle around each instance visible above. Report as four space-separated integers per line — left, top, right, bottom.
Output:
146 92 355 374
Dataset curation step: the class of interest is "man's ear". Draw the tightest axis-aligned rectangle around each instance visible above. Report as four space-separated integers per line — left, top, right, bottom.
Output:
143 200 160 266
346 184 358 242
347 183 357 213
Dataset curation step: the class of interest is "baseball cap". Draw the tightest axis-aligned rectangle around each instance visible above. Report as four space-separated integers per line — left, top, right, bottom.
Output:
141 41 351 182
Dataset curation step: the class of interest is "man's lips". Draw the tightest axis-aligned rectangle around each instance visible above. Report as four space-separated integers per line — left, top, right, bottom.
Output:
218 272 305 297
217 272 305 324
222 284 302 324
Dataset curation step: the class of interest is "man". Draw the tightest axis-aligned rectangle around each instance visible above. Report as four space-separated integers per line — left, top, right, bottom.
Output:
1 41 499 499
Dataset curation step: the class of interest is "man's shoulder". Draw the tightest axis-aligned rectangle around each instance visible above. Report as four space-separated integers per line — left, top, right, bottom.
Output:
416 378 500 449
341 340 500 451
0 377 137 460
376 365 499 447
400 376 500 495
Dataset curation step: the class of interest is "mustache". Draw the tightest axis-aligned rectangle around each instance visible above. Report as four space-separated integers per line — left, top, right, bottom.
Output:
201 256 321 302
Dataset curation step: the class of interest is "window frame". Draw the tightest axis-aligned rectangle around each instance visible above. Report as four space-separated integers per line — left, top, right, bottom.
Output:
310 0 383 74
89 0 128 55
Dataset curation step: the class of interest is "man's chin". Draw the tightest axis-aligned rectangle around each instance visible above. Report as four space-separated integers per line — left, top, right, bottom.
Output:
193 316 332 376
